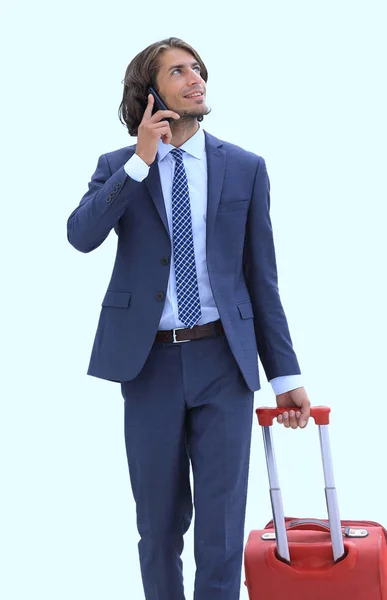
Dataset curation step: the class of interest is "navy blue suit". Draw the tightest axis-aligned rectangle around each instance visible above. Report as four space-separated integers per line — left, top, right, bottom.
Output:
67 130 300 599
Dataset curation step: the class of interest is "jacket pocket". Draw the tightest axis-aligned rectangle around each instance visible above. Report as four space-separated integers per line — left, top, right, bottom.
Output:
102 290 132 308
218 199 249 211
237 301 254 319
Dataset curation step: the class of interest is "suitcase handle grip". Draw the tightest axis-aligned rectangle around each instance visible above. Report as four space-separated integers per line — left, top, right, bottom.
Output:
286 520 370 539
256 405 330 426
287 519 331 532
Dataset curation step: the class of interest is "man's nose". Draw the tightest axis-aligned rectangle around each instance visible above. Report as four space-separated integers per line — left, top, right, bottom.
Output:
187 70 202 85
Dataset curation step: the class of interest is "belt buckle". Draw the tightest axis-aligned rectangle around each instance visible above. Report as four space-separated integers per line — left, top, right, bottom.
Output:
172 327 191 343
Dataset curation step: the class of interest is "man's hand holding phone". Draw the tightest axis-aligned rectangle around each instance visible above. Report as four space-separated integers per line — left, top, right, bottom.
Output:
135 94 180 166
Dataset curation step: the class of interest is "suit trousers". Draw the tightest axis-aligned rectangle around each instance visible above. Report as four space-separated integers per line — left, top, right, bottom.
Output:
120 330 254 600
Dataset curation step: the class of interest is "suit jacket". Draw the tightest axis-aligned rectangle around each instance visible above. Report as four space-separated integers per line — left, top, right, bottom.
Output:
67 130 300 391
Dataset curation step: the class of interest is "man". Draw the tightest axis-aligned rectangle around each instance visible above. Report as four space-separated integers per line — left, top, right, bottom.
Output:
67 37 311 600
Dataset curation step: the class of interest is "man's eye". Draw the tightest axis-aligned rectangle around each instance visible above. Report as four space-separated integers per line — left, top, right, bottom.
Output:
172 67 200 75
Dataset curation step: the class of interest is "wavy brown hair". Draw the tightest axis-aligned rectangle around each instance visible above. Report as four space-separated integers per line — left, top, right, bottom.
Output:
118 37 209 137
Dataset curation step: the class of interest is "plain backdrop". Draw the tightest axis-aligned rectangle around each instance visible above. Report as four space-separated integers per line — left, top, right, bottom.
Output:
1 0 386 598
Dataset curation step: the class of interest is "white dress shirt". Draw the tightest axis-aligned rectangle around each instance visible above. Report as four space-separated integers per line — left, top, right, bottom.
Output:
124 127 302 396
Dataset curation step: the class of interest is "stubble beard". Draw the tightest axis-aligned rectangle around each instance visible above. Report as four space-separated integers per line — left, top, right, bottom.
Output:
178 103 208 122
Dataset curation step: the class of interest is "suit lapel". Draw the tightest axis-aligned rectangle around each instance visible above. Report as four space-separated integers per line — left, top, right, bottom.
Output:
204 130 226 243
142 129 226 240
144 161 169 233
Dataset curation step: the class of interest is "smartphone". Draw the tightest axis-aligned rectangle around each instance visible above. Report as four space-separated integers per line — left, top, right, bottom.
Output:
146 86 173 123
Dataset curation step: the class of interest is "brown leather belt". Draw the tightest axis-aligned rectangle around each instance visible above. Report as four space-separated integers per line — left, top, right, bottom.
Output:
155 319 224 344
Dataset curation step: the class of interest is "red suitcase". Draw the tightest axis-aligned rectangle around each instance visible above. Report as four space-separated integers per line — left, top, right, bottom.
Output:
244 406 387 599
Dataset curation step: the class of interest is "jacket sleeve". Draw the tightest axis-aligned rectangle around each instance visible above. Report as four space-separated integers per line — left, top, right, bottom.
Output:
67 153 142 253
243 156 301 380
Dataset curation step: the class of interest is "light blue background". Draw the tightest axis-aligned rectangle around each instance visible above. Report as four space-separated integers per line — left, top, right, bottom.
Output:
2 0 386 598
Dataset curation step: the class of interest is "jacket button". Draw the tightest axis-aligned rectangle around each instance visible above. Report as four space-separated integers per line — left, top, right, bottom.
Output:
161 257 170 265
156 292 165 301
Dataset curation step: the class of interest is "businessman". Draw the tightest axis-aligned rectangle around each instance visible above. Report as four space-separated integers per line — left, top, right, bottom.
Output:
67 37 311 600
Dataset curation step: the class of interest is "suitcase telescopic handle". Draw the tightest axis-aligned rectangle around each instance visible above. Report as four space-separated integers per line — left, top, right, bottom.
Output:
256 405 345 564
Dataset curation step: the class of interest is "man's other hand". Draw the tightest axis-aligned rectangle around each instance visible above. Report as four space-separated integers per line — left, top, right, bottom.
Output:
276 387 311 429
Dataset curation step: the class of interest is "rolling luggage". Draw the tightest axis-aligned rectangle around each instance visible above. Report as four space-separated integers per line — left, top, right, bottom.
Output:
243 406 387 599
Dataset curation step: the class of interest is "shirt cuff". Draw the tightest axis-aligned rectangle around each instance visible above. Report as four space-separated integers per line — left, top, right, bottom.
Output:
270 374 303 395
124 153 150 182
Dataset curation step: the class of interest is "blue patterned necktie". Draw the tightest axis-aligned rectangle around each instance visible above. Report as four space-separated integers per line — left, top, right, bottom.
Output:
170 148 202 328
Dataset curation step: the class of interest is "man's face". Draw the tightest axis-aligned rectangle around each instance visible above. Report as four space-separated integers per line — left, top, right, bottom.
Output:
155 48 207 118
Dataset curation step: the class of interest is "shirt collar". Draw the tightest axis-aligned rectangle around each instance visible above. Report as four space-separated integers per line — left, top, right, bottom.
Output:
157 125 205 162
